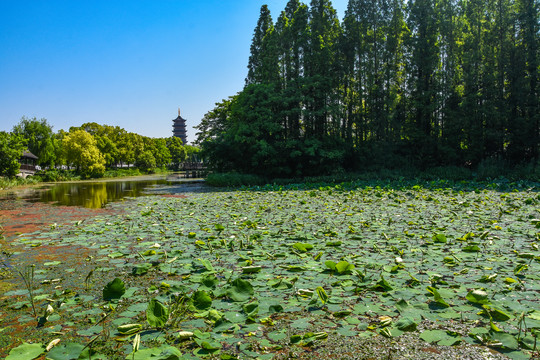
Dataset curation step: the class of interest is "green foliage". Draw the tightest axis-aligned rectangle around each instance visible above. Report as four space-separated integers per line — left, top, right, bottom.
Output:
146 298 169 328
135 151 157 173
205 173 265 187
166 136 187 170
6 343 45 360
12 116 57 168
63 129 106 178
227 278 254 302
0 176 40 190
103 278 126 301
197 0 540 179
3 180 540 358
0 131 26 178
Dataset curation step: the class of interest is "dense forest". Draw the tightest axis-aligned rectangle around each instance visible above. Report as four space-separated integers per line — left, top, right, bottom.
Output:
0 117 197 179
196 0 539 178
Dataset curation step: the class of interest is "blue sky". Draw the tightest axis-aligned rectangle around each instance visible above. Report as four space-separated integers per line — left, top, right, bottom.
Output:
0 1 348 144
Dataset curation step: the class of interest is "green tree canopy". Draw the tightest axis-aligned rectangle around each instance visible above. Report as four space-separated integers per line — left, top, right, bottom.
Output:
12 116 56 168
0 132 27 178
196 0 539 177
62 129 106 178
167 136 187 170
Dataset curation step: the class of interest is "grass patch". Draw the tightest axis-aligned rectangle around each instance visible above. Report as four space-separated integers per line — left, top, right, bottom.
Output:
0 176 40 190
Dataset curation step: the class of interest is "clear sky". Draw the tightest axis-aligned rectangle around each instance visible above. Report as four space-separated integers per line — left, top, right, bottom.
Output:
0 0 348 144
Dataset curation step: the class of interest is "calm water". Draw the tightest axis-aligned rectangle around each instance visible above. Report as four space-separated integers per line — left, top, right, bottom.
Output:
3 176 208 209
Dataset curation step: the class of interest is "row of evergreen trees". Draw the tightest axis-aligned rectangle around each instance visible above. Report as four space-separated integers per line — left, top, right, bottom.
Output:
196 0 539 178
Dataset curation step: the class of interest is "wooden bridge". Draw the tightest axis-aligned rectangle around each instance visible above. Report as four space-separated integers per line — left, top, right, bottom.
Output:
181 162 207 178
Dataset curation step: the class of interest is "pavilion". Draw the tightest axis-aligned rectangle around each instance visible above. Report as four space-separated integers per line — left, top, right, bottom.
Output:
18 150 38 178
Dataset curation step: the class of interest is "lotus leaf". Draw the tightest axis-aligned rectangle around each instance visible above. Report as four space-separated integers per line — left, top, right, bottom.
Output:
132 263 152 276
146 298 169 328
103 278 126 301
292 242 313 252
490 331 519 350
466 289 490 305
227 278 254 302
192 290 212 311
6 343 45 360
46 342 85 360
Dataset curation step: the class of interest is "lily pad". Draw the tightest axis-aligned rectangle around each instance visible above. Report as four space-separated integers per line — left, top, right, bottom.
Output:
227 278 254 302
6 343 45 360
146 298 169 328
103 278 126 301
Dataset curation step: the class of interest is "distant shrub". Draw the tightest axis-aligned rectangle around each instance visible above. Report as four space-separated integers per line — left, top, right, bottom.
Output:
206 173 265 187
103 168 141 178
421 166 472 181
509 161 540 182
35 169 80 182
476 158 506 180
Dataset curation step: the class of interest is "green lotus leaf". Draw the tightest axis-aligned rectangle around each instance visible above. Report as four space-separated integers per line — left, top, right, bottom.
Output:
103 278 126 301
128 345 182 360
243 301 259 317
462 245 481 252
419 329 449 344
324 260 337 271
6 343 45 360
489 331 519 350
316 286 328 305
426 286 450 308
46 342 85 360
372 275 393 291
395 317 417 332
199 258 214 272
466 289 490 305
146 298 169 328
293 242 313 252
132 263 152 276
192 290 212 311
227 278 254 302
201 274 219 288
432 233 447 243
242 265 262 274
483 305 511 321
335 260 354 274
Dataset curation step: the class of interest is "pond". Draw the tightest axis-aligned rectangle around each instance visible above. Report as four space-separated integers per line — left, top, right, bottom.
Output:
0 175 209 209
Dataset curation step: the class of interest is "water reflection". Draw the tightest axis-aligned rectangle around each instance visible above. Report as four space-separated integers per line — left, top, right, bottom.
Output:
27 178 203 208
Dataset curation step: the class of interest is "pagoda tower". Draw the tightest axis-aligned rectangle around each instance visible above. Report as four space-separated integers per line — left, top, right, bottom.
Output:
172 108 187 144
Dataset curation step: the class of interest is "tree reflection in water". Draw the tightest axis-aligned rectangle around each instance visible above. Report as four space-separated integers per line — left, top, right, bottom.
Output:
35 179 171 208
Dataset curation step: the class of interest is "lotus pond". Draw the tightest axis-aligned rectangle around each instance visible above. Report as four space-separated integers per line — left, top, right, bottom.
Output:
1 180 539 359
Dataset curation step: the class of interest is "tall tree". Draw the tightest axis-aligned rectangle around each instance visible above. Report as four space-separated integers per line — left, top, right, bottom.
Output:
167 136 187 170
275 1 310 139
12 117 56 168
305 0 342 139
62 130 106 178
405 0 440 166
246 5 278 85
507 0 539 162
0 132 27 177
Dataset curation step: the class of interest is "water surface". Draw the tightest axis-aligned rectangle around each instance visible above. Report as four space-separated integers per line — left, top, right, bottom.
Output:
1 175 208 209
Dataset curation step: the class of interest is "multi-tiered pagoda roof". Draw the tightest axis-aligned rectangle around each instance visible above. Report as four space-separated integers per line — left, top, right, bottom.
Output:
172 108 187 144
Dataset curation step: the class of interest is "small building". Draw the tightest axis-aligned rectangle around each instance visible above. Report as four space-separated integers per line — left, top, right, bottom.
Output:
172 108 187 144
18 150 38 178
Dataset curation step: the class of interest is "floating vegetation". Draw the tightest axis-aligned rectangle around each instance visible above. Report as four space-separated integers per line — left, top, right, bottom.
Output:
1 181 539 359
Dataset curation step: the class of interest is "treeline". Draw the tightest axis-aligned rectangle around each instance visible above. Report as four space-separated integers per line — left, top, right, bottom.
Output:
0 117 198 179
196 0 539 178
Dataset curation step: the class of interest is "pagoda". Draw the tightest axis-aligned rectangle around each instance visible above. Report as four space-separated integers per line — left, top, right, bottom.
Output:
172 108 187 144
